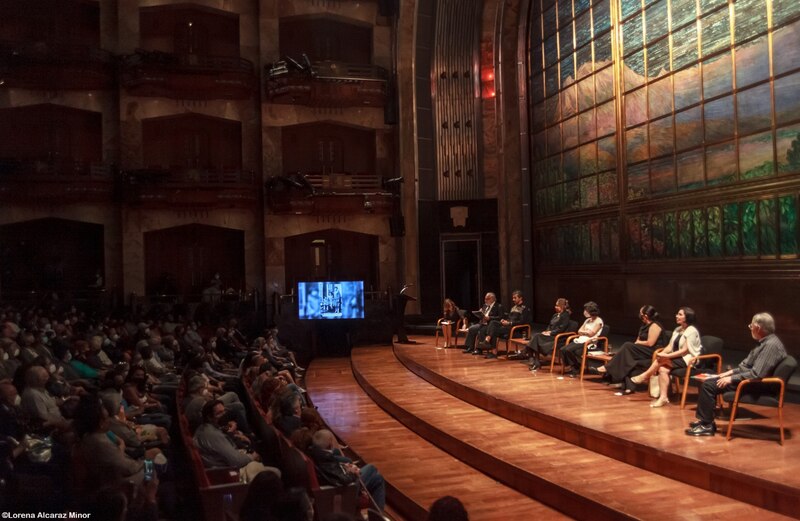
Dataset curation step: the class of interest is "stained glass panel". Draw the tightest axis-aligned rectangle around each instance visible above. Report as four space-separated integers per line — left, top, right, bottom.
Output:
702 53 732 99
776 124 800 173
774 73 800 125
673 65 701 110
622 14 644 54
665 212 678 257
702 9 731 58
742 200 758 255
708 206 722 256
594 0 611 34
676 149 704 189
675 107 703 150
650 156 675 194
693 209 707 256
772 20 800 76
759 199 777 256
704 95 734 142
671 0 696 29
706 141 737 186
579 109 597 144
735 0 768 44
678 210 692 257
779 195 798 255
649 116 674 157
735 36 770 89
723 204 740 257
739 131 774 180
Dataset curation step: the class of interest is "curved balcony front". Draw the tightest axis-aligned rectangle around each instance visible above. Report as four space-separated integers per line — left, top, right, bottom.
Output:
265 60 389 107
123 167 258 208
0 158 114 202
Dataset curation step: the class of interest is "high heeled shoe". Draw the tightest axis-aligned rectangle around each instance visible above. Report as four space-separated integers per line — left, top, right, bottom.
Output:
630 374 647 385
650 397 669 408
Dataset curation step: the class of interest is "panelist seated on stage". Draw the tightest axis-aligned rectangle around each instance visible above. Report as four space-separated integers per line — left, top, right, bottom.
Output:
479 290 532 359
462 292 504 354
560 301 604 377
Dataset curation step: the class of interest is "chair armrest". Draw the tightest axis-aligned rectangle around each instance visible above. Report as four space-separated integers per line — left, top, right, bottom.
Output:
436 318 444 327
688 354 723 374
595 336 610 353
731 377 786 405
510 324 530 338
652 348 665 361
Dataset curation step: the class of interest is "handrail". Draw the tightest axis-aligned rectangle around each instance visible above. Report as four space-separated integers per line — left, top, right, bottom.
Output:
266 59 388 83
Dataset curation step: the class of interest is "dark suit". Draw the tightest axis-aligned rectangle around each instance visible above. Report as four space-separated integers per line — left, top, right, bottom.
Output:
486 304 532 348
463 302 504 351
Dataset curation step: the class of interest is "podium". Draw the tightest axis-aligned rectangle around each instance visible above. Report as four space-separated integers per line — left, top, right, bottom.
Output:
392 290 416 344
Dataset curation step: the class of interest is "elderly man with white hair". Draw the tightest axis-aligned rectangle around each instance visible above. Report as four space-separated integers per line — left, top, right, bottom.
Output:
686 312 787 436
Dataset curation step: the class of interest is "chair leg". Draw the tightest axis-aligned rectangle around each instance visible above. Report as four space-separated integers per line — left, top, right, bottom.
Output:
779 406 784 446
435 330 439 347
726 400 740 441
680 374 691 410
579 352 587 381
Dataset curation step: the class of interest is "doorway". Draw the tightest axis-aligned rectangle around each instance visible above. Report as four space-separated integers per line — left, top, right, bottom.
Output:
441 235 481 311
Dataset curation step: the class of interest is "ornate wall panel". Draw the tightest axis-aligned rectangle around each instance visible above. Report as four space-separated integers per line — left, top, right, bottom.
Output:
433 0 483 199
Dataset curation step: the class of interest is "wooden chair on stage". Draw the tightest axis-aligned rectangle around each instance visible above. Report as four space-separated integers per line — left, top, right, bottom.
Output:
578 325 611 381
671 335 724 409
722 355 797 445
534 320 578 372
435 317 465 348
500 322 532 358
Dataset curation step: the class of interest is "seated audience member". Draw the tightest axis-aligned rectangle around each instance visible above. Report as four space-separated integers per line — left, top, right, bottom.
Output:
87 334 114 370
193 399 279 482
123 366 173 427
265 327 304 372
439 298 461 348
593 305 665 384
140 343 178 385
271 388 303 437
428 495 469 521
481 290 532 359
69 340 104 380
73 395 149 492
183 322 204 351
630 307 702 406
560 301 604 377
308 429 385 511
20 366 71 432
522 298 571 369
462 293 503 354
238 470 286 521
685 312 787 436
100 393 168 460
252 338 298 387
183 375 250 434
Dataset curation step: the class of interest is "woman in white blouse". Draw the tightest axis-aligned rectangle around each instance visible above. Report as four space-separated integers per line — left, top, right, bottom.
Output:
631 307 702 407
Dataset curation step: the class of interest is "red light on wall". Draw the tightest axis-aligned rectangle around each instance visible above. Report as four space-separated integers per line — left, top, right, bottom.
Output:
481 67 496 99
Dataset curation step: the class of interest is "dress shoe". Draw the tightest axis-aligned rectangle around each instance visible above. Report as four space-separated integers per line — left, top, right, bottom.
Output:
689 420 717 432
685 422 716 436
529 359 541 370
630 374 647 385
462 347 474 353
485 353 497 359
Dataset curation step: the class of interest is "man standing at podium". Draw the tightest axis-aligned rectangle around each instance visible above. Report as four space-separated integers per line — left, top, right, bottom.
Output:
462 292 503 354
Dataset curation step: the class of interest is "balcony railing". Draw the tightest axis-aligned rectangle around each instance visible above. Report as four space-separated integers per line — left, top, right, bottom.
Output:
0 157 113 202
0 40 115 90
123 166 258 207
121 50 256 99
265 172 395 215
265 59 389 107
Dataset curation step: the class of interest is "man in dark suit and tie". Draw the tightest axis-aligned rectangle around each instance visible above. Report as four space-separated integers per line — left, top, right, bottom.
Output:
462 292 503 354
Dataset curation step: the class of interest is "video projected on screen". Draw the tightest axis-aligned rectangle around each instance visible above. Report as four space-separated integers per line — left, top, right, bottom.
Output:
298 281 365 320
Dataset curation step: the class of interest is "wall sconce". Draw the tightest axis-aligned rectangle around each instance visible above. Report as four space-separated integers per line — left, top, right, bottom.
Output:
481 67 495 99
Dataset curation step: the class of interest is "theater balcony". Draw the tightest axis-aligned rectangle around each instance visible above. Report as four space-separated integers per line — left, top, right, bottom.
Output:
122 167 257 208
265 172 396 215
0 40 115 90
265 60 389 107
120 50 256 100
0 158 113 203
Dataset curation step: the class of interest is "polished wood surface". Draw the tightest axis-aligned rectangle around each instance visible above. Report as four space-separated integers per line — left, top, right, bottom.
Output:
393 338 800 517
307 338 800 519
305 357 567 521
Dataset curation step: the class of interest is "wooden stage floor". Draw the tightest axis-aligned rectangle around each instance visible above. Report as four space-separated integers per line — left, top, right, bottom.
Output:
305 337 800 520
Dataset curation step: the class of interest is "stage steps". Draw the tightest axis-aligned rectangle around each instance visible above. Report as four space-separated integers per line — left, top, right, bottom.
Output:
304 357 566 521
344 346 790 521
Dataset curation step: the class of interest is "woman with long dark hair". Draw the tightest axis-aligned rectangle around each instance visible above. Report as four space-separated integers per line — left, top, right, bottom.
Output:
593 305 664 390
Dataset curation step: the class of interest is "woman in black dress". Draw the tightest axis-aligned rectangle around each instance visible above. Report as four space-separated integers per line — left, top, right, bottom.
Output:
526 298 571 369
596 305 664 391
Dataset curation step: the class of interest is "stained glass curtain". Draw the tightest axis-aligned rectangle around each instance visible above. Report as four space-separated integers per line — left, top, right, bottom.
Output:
529 0 800 264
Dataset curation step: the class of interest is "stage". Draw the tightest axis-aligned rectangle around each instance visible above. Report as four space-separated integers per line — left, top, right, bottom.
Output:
305 337 800 520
